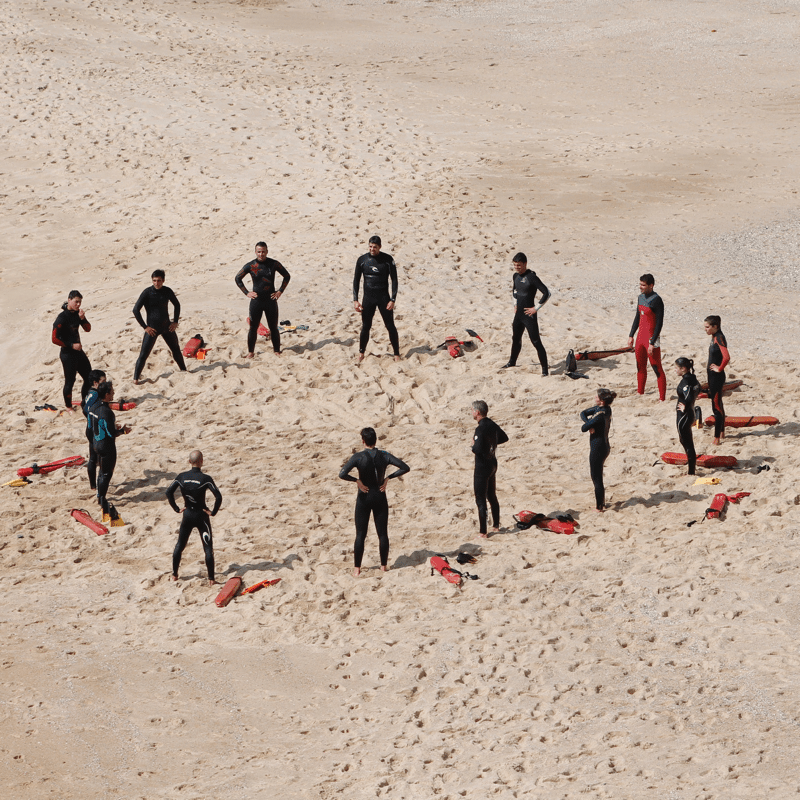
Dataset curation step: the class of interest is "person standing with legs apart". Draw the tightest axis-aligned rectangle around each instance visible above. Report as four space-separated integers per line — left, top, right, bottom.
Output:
675 357 701 475
166 450 222 586
52 290 93 410
471 400 509 537
705 315 730 446
90 381 131 519
235 241 291 358
580 388 616 512
627 273 666 401
339 427 409 576
501 253 550 375
132 269 187 384
353 235 401 362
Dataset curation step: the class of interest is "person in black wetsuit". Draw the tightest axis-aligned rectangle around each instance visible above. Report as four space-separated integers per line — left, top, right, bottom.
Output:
353 235 401 362
81 369 106 490
338 427 409 576
52 290 93 409
132 269 187 384
89 381 131 517
501 253 550 375
675 357 701 475
704 315 730 446
580 388 616 512
471 400 509 537
166 450 222 586
235 241 291 358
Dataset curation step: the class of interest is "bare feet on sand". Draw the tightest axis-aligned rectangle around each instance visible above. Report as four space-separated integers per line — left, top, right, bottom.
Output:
353 567 361 577
208 579 217 587
245 352 255 359
393 355 401 362
358 353 365 363
170 574 178 582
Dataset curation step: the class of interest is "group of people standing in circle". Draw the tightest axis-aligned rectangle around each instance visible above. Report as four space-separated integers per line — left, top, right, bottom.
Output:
48 245 732 578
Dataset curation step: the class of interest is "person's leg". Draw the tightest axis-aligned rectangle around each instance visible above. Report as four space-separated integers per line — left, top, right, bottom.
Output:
247 299 264 354
376 304 401 357
359 301 378 354
634 340 648 394
678 413 697 475
134 331 159 381
196 514 215 582
523 315 548 375
589 445 607 510
486 466 500 529
60 350 78 408
172 513 193 578
97 450 117 516
648 347 666 401
508 314 525 366
372 495 390 568
76 351 93 404
86 428 97 490
473 465 490 535
709 371 726 440
353 495 370 569
161 330 187 372
264 299 281 353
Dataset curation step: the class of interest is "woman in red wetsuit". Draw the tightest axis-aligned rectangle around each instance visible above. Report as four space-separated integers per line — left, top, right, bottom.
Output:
704 315 730 446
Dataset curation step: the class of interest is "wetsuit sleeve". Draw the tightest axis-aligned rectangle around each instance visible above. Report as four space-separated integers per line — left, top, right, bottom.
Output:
166 479 181 513
533 275 551 310
389 257 398 302
235 264 252 295
80 317 91 332
208 479 222 515
496 425 509 446
167 288 181 323
339 453 361 482
629 306 640 338
384 451 410 480
274 263 291 293
650 295 664 346
133 289 148 329
52 322 67 347
353 258 363 302
717 334 730 369
580 406 603 432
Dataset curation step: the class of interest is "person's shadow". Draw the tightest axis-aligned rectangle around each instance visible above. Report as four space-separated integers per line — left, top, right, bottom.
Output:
221 554 302 578
391 543 483 570
281 336 355 355
116 468 172 502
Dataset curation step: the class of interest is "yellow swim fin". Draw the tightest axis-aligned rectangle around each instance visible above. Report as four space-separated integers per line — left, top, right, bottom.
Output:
693 477 722 486
3 477 31 488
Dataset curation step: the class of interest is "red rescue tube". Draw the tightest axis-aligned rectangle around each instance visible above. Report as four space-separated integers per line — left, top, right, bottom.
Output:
246 318 270 338
705 493 728 519
18 455 85 477
662 452 738 468
703 415 778 428
182 334 205 358
109 400 137 411
70 508 108 536
215 576 242 607
240 578 281 595
430 556 462 585
575 346 634 362
697 379 743 399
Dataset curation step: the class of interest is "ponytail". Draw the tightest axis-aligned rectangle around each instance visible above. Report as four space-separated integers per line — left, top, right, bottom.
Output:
675 357 695 374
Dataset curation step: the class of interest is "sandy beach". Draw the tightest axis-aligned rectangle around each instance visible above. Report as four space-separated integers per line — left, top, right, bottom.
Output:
2 0 800 796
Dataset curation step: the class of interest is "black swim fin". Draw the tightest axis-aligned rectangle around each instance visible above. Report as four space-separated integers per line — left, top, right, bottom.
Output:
456 552 477 565
465 328 483 342
565 349 578 374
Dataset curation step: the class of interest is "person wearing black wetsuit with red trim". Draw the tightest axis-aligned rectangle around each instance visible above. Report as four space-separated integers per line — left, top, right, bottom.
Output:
580 388 616 512
471 400 509 536
235 241 291 358
132 269 187 383
82 369 106 490
627 273 666 401
339 427 409 576
674 357 701 475
501 253 550 375
353 235 401 362
90 381 131 517
52 290 93 409
166 450 222 586
704 314 730 445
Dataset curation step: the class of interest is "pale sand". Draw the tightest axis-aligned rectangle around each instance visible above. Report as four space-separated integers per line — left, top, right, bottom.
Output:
2 0 800 797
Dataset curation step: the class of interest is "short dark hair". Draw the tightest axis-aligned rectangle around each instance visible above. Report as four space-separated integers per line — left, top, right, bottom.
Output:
68 290 83 300
361 427 377 447
255 241 268 249
675 357 695 374
705 314 721 329
368 235 381 246
512 252 527 264
471 400 488 416
597 388 617 405
90 369 106 384
97 380 114 400
151 269 165 280
640 273 655 286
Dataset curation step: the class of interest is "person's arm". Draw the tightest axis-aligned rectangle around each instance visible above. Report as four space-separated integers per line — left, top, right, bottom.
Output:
495 424 509 446
580 406 602 431
389 257 398 302
384 451 410 480
717 333 730 369
52 319 67 347
80 316 91 332
167 288 181 324
235 264 251 296
133 289 148 329
208 479 223 515
650 295 664 345
352 259 363 302
274 263 291 293
166 479 182 513
338 453 360 482
533 275 551 310
471 424 485 456
629 305 640 339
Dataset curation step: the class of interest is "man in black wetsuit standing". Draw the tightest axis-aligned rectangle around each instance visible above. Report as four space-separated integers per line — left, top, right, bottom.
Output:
502 253 550 375
52 290 93 410
353 235 401 362
132 269 187 384
339 427 410 576
166 450 223 586
471 400 509 537
235 241 291 358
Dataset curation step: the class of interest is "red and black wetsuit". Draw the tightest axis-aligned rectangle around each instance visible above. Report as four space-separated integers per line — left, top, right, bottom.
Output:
472 416 509 534
132 285 187 380
507 270 550 374
676 373 701 474
353 252 400 356
629 290 666 400
235 257 291 353
52 305 93 408
707 331 730 438
166 466 222 581
339 448 409 568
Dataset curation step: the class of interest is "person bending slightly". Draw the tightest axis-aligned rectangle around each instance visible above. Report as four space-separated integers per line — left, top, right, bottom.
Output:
580 388 616 512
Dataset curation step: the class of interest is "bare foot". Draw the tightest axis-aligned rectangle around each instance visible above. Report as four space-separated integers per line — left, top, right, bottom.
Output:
358 353 365 363
595 507 605 513
170 574 178 582
244 352 255 359
491 526 500 533
273 351 282 357
133 379 140 386
393 355 401 362
208 579 217 587
477 533 489 539
352 567 361 577
380 565 388 572
712 437 720 446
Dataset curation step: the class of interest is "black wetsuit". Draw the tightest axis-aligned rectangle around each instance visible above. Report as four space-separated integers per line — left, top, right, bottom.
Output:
707 331 730 438
82 388 101 489
166 466 223 581
235 257 291 353
580 405 612 510
676 373 701 475
90 401 125 515
353 252 400 356
339 448 409 568
52 306 92 408
508 270 550 374
132 285 186 380
472 417 509 534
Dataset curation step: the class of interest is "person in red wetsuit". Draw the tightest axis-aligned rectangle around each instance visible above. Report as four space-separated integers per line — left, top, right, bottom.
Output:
704 314 730 446
627 273 666 401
